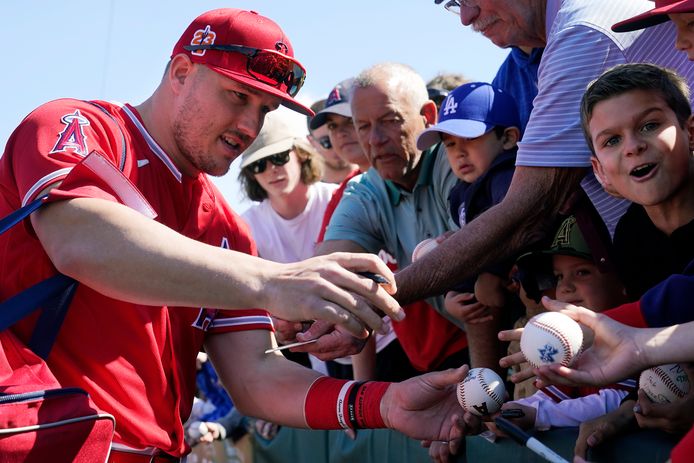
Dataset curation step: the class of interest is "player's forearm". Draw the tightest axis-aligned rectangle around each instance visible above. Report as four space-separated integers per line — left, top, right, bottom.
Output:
32 197 276 310
396 166 584 305
206 331 323 427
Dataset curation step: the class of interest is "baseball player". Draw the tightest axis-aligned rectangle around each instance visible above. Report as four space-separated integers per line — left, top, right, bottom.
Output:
0 8 468 462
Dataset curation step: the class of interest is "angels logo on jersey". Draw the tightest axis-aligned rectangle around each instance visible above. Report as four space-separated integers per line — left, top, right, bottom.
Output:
189 25 216 56
50 110 90 156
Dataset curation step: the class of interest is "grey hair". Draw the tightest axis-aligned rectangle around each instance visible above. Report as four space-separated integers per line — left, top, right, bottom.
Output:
353 62 429 111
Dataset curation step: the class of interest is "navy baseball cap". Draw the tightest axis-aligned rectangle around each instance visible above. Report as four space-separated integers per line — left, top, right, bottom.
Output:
308 78 354 130
416 82 520 150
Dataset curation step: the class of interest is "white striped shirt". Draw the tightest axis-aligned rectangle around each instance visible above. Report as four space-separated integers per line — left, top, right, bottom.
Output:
517 0 694 234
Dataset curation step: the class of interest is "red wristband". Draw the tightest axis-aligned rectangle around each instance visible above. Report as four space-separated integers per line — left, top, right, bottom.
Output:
352 381 390 429
304 377 391 430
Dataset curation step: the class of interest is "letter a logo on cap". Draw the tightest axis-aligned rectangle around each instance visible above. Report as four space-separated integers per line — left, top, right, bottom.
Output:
190 25 216 56
442 95 458 117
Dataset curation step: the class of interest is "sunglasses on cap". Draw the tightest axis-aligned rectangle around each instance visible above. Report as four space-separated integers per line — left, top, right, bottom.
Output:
317 136 332 150
184 44 306 97
246 150 291 174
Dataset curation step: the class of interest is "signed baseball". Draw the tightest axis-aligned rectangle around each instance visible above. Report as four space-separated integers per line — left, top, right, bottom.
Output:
520 312 583 369
411 238 438 262
639 363 690 404
456 368 506 416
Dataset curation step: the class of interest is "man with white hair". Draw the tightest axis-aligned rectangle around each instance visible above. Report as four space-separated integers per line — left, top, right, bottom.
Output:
313 63 469 371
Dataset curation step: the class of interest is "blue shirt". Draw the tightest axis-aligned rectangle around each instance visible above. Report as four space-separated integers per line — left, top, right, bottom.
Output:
492 47 543 134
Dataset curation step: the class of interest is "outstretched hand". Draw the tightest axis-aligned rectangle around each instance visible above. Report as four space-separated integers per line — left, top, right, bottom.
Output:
381 366 469 443
500 297 646 388
265 252 402 338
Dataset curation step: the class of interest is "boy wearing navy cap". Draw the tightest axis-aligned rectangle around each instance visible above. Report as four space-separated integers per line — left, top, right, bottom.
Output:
416 82 522 375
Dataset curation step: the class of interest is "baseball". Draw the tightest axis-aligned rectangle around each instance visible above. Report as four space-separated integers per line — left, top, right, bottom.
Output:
412 238 438 262
187 421 209 440
520 312 583 369
639 363 690 404
456 367 506 416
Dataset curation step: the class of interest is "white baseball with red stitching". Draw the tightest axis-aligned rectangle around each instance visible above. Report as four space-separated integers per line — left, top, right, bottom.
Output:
520 312 583 369
456 368 506 416
411 238 438 262
639 363 690 404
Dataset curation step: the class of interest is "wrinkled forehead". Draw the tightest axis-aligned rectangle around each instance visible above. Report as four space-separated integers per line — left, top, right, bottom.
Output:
352 82 413 119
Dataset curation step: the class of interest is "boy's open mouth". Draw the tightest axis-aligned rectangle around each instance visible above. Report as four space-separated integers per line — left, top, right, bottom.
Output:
630 163 656 178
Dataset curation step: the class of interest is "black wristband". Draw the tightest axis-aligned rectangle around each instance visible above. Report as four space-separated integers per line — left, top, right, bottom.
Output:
347 381 365 430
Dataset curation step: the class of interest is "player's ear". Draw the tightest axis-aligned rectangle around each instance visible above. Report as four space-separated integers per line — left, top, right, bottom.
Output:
168 54 195 94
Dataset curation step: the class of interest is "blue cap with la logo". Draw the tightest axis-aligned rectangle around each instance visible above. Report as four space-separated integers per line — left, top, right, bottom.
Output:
416 82 520 150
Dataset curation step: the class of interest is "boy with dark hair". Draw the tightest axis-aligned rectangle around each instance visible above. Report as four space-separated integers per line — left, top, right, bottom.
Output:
562 61 694 460
580 63 694 300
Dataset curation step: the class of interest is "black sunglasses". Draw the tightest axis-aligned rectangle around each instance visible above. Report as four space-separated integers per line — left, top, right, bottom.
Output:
184 44 306 97
246 150 291 174
317 136 332 150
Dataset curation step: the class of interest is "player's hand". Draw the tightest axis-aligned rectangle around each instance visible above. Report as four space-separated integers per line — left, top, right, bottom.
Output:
574 400 635 460
265 252 402 338
292 320 369 360
635 364 694 434
445 291 493 325
381 366 469 442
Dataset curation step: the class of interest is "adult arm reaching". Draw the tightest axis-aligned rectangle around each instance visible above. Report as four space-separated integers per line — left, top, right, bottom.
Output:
395 166 586 305
32 197 403 338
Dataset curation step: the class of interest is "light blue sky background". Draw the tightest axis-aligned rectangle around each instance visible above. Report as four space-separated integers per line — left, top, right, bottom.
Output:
0 1 509 212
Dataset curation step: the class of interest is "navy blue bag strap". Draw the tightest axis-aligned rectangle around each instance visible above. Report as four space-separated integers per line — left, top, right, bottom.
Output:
0 194 78 358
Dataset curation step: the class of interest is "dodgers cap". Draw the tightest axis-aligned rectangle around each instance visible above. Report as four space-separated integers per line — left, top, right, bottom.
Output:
416 82 520 150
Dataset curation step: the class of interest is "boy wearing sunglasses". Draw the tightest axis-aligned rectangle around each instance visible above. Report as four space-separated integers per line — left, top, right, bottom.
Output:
0 8 470 461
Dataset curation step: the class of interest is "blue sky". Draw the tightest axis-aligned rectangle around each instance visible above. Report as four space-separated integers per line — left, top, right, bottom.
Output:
0 1 509 212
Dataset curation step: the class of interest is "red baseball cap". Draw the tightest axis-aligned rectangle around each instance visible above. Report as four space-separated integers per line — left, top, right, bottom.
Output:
612 0 694 32
172 8 313 116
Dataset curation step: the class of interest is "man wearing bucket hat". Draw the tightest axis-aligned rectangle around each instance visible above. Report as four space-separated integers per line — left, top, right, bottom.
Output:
0 8 469 461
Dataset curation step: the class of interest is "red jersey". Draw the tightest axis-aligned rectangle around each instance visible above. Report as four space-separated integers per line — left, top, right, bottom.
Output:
0 99 273 456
